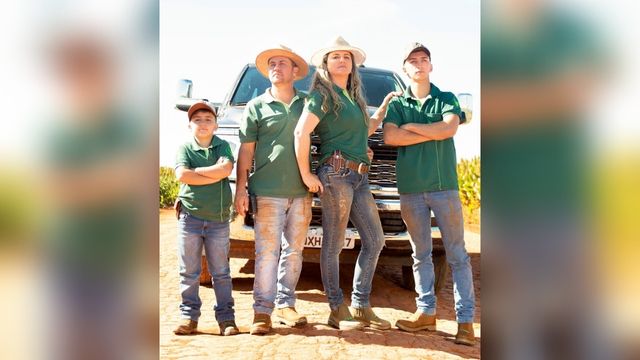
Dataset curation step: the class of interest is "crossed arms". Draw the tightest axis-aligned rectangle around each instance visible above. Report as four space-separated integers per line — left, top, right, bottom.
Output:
175 157 233 185
383 113 460 146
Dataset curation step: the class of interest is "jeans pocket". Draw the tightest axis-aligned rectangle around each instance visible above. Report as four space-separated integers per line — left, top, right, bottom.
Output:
318 164 339 180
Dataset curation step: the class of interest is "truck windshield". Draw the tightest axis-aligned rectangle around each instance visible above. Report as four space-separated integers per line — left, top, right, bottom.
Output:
230 66 404 108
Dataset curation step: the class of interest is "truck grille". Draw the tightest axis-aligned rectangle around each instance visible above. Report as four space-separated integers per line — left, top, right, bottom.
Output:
367 130 398 187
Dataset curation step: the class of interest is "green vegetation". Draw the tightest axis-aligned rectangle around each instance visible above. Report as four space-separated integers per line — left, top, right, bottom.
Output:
457 156 481 225
159 167 180 208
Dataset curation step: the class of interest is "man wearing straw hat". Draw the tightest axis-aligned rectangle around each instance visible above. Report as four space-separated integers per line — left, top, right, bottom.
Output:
235 45 312 335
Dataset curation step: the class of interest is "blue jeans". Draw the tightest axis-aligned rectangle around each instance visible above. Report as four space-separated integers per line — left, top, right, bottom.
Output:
400 190 475 323
253 195 311 314
317 164 385 310
177 211 235 323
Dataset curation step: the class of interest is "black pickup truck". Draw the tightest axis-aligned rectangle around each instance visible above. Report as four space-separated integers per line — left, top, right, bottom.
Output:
176 64 460 293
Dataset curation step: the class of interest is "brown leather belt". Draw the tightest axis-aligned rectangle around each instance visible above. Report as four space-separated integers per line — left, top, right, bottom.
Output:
323 150 369 174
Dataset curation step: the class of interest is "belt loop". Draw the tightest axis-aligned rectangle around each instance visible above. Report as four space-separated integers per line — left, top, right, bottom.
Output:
358 163 366 174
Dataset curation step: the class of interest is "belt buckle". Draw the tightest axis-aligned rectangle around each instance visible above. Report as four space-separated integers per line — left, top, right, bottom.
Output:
357 163 366 174
330 152 342 171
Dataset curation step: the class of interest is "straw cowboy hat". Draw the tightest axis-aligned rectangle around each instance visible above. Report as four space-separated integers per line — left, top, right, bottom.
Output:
255 45 309 80
310 36 366 67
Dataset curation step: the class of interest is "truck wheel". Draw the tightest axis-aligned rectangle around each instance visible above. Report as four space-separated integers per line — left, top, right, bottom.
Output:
199 256 212 285
401 252 449 294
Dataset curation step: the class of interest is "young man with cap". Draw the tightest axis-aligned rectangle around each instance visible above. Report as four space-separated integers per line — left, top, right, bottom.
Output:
235 45 311 335
383 43 476 346
174 101 239 336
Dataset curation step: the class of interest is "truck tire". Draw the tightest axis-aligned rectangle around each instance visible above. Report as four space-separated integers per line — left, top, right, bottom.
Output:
401 252 448 295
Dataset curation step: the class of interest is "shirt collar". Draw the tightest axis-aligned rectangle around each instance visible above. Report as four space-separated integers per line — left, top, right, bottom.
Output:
332 83 348 94
189 135 223 151
263 87 305 105
403 83 441 102
331 83 355 104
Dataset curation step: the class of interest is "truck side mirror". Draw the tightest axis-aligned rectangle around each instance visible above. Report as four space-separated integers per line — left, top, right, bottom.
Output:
457 93 473 125
177 79 193 98
174 79 221 114
175 79 202 112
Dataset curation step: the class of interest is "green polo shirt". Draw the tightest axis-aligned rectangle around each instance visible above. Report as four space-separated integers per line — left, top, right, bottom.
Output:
175 136 234 222
383 83 461 194
240 88 308 198
306 84 370 165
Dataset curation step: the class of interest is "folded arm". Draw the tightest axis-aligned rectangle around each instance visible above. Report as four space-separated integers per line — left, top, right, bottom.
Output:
176 158 233 185
400 113 460 140
383 122 431 146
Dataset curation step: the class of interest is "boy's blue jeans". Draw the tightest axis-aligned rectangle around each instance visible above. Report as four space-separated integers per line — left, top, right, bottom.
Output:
400 190 475 323
177 211 235 323
317 165 385 310
252 195 311 314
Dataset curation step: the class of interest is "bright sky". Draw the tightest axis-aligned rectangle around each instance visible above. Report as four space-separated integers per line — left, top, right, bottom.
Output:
159 0 480 166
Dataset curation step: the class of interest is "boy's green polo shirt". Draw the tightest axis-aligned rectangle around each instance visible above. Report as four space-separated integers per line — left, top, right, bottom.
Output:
240 88 308 198
175 136 234 222
383 83 461 194
306 83 370 165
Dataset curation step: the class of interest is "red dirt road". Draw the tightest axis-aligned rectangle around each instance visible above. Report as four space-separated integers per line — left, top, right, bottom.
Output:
160 209 481 359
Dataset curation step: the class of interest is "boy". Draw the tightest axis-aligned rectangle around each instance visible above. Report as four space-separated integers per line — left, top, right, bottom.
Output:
173 101 239 336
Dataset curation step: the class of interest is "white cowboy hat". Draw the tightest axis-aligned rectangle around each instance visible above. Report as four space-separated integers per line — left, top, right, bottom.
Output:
310 36 366 67
255 45 309 80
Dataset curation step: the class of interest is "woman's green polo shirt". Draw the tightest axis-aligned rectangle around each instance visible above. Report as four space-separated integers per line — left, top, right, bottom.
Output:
306 83 370 165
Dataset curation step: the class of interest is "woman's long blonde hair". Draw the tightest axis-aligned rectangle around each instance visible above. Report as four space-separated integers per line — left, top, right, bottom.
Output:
309 53 368 123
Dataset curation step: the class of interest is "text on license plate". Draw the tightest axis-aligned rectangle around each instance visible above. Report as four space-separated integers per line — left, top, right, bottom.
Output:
304 227 355 249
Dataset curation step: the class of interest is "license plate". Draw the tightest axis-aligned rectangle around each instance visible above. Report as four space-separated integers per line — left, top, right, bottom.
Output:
305 227 355 249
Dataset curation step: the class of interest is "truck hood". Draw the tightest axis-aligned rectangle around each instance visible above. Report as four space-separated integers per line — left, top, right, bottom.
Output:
218 105 378 128
217 106 245 128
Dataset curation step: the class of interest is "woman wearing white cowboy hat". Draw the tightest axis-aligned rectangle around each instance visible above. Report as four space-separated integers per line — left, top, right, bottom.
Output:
294 36 400 331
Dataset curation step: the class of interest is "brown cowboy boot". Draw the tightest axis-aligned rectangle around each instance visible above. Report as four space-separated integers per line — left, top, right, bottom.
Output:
395 310 436 332
274 307 307 327
328 303 364 330
454 322 476 346
350 306 391 330
250 312 272 335
218 320 239 336
173 319 198 335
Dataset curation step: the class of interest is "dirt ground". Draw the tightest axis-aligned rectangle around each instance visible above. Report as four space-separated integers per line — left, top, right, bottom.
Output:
160 209 481 359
